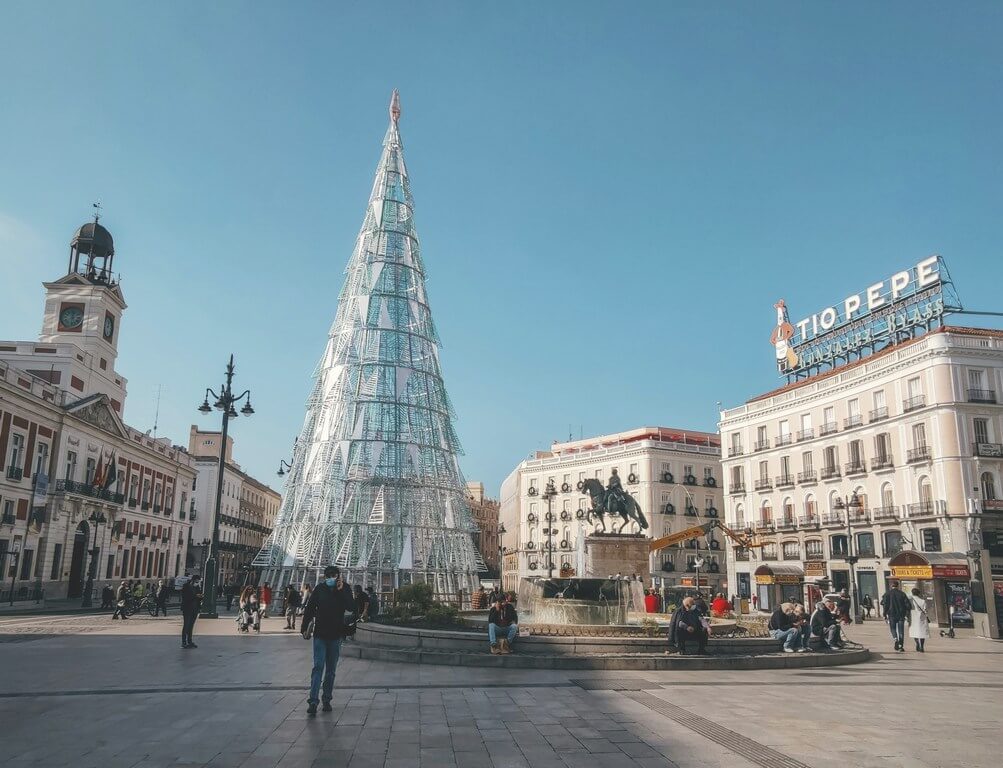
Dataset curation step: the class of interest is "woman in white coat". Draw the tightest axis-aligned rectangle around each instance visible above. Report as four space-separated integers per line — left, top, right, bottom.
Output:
908 587 930 652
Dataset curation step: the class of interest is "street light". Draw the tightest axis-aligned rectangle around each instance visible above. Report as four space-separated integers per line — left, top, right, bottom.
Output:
497 523 507 589
276 459 293 477
837 492 864 624
541 480 558 579
7 541 21 607
196 354 254 619
80 510 107 608
693 555 706 595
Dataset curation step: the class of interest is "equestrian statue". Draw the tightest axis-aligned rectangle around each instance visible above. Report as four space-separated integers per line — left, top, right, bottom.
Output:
580 469 648 534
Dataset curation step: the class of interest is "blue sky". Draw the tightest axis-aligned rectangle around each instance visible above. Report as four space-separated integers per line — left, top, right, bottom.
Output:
1 3 1001 496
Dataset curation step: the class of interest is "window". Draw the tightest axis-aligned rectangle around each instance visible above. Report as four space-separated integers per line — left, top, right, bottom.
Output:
19 549 34 580
873 390 886 410
848 398 860 417
874 433 891 461
856 532 875 557
684 465 694 479
913 423 927 448
64 451 77 481
982 472 997 502
778 420 791 443
734 504 745 527
974 418 990 445
801 413 812 431
34 443 49 477
848 439 863 465
824 446 838 470
804 495 817 520
85 458 96 484
758 461 768 481
730 433 742 452
823 406 835 424
919 477 933 504
969 369 986 390
802 451 813 472
921 527 941 552
782 541 800 560
780 455 790 476
628 463 638 479
704 466 713 480
9 434 24 469
907 377 922 399
757 425 768 445
830 535 848 556
34 538 46 577
881 483 894 507
883 530 904 556
50 543 63 580
782 498 795 524
761 500 773 523
805 539 824 558
761 543 777 560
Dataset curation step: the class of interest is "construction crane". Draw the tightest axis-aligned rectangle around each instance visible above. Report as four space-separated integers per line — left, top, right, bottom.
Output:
647 519 769 554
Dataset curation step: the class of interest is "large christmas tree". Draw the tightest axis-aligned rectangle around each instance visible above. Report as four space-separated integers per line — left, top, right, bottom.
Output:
256 92 483 594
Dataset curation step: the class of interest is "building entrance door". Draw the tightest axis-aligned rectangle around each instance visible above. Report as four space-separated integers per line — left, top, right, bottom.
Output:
831 570 849 593
738 573 750 598
66 521 88 598
858 572 878 615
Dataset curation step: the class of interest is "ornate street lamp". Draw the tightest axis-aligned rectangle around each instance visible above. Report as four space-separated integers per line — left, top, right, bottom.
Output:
541 480 558 579
196 354 254 618
81 509 107 608
497 523 507 588
693 555 706 595
842 492 864 624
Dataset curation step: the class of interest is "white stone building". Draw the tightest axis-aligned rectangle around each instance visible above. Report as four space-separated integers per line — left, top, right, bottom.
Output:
0 219 196 601
499 427 723 592
720 326 1003 628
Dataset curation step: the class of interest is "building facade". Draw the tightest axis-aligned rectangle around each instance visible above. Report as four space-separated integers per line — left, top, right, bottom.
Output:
499 427 723 592
187 426 279 586
720 326 1003 627
467 482 500 577
0 218 196 602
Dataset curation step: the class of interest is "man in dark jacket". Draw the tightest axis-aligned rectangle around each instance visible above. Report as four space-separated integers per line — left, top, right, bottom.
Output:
112 581 130 620
154 579 170 617
180 575 203 649
301 565 354 715
809 600 841 649
487 596 519 654
671 597 708 655
283 584 302 630
880 581 911 652
768 604 801 653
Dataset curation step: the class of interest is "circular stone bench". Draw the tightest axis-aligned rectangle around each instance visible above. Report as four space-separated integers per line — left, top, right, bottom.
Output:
345 622 870 670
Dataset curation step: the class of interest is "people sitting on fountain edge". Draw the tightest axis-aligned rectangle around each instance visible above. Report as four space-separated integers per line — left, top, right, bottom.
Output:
668 596 708 655
809 599 843 650
488 595 519 655
769 603 806 653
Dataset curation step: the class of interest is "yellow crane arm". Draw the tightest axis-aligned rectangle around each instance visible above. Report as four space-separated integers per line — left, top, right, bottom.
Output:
647 519 770 554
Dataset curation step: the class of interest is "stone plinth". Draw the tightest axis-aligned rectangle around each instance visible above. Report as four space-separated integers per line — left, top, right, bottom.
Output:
584 534 651 581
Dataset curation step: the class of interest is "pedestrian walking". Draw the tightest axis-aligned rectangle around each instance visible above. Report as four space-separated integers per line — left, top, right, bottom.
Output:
302 565 354 716
881 581 911 652
100 585 114 609
112 581 130 620
181 574 203 649
260 582 273 618
861 594 873 619
284 584 302 630
909 587 930 652
154 578 170 617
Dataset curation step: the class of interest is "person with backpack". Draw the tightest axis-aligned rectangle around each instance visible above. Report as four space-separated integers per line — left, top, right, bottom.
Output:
301 565 354 716
881 581 912 652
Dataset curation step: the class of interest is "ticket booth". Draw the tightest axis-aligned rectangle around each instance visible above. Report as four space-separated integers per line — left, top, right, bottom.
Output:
887 551 972 627
754 564 804 612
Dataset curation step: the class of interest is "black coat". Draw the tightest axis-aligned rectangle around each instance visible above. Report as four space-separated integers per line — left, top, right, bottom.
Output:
488 603 518 627
810 604 835 636
180 582 202 612
768 608 793 631
302 582 354 640
882 589 911 620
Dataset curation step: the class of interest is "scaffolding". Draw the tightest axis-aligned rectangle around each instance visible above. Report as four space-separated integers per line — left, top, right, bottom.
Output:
254 91 482 595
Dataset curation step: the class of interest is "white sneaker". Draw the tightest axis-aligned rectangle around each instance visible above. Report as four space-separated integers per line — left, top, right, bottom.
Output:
783 647 795 653
796 648 806 653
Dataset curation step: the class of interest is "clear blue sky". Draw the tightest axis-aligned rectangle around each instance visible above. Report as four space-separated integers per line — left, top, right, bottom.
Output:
2 3 1001 497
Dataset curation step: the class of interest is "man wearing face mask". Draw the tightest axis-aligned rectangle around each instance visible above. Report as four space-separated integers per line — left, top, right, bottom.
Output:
301 565 354 715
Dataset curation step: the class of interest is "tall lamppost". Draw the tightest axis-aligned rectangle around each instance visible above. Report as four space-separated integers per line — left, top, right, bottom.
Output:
7 541 21 607
542 480 558 579
839 491 864 624
80 510 107 608
497 523 506 588
197 354 254 619
693 555 706 596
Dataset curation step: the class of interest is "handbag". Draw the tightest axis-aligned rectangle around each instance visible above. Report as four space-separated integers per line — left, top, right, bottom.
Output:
302 618 315 640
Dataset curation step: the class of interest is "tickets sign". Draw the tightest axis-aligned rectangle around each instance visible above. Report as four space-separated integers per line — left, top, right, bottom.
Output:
773 256 952 377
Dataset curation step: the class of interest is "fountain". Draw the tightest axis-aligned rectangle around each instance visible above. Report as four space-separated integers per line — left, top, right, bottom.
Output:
516 577 646 626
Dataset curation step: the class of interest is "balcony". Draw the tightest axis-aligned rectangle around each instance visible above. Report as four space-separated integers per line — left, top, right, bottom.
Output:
805 550 825 561
682 475 698 486
798 515 819 528
141 501 150 511
973 442 1003 459
906 501 940 519
775 474 795 488
819 422 839 437
782 549 801 561
967 388 997 404
844 461 867 477
775 434 793 447
871 505 899 521
755 521 775 533
844 415 863 429
754 440 770 452
868 406 889 423
777 517 797 530
903 395 926 412
907 445 931 463
754 478 773 491
982 499 1003 513
55 480 125 505
796 428 814 442
797 470 817 484
728 446 744 457
729 483 746 494
822 511 844 525
6 466 23 481
847 509 870 525
821 466 841 480
871 455 894 471
684 506 698 517
128 498 138 508
734 549 750 562
153 505 162 514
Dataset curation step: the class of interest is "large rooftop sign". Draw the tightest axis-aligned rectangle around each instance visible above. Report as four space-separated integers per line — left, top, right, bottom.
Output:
772 256 960 379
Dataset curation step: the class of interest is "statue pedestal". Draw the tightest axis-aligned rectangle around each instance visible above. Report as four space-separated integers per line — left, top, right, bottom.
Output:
584 534 650 582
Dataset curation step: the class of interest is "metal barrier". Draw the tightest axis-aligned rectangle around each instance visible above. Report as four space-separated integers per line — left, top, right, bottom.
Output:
1 586 45 604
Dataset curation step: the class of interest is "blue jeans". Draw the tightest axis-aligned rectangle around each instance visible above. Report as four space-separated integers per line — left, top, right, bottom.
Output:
771 627 800 650
309 637 343 704
888 618 905 645
488 623 518 645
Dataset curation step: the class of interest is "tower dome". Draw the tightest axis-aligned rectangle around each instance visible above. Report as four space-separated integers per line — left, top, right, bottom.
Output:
68 217 116 283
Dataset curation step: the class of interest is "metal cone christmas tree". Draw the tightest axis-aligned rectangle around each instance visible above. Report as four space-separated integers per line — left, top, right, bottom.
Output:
256 91 481 595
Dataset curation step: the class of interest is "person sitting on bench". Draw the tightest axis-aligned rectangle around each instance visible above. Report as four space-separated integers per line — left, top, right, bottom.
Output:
671 596 709 655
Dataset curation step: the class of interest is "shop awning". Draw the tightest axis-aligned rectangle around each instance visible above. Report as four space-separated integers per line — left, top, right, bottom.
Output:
754 563 804 585
887 551 970 580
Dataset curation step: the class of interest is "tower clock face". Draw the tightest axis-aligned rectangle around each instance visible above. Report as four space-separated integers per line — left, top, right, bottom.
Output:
103 315 115 339
59 306 84 329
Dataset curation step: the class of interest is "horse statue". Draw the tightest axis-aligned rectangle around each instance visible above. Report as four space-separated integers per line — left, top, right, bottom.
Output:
580 478 648 534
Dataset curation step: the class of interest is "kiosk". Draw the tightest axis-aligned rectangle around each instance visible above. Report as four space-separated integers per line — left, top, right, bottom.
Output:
753 564 804 612
887 551 972 627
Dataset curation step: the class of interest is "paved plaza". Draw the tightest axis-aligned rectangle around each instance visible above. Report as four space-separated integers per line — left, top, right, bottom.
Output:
2 611 1000 768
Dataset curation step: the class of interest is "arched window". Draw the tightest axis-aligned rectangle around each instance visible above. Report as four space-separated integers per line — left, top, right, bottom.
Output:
880 482 894 509
804 493 817 522
853 485 868 509
734 504 745 528
782 497 795 525
761 500 773 523
918 476 933 505
828 490 841 513
982 472 997 502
